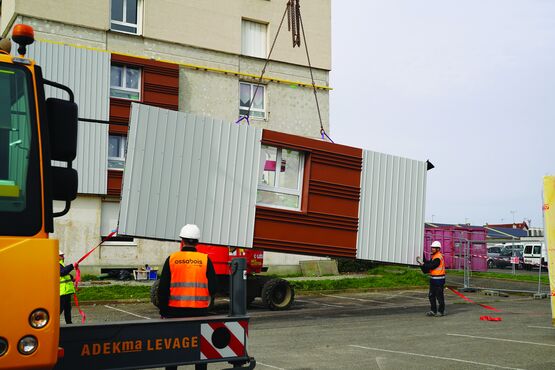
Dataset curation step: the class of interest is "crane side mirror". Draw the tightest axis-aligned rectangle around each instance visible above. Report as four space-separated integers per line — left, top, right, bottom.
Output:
46 98 78 162
51 167 78 201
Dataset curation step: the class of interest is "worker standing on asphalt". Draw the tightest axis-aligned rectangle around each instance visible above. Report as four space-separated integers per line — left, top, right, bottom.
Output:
157 224 217 318
417 241 446 317
59 250 77 324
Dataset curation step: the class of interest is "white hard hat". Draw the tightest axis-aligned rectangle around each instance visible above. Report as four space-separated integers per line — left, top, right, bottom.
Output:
431 241 442 249
179 224 201 240
59 250 64 255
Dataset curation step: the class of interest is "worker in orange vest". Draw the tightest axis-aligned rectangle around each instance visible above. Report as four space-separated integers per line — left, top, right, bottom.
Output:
417 240 446 317
157 224 217 318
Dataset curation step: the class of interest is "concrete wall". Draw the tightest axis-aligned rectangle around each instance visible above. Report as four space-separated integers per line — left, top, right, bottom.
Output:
6 17 329 137
2 0 331 70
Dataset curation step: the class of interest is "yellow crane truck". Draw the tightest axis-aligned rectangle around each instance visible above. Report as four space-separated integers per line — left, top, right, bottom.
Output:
0 24 255 370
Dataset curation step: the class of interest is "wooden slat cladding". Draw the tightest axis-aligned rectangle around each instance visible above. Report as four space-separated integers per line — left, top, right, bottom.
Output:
253 130 363 258
107 170 123 196
108 54 180 196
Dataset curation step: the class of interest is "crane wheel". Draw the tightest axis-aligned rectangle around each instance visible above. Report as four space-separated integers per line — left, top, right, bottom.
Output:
150 279 160 307
261 278 294 310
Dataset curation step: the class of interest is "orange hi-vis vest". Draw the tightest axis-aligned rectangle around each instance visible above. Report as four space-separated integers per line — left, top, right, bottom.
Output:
168 251 210 308
429 251 445 279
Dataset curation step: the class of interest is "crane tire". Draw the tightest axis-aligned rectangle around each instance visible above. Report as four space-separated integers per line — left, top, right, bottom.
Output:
150 279 160 307
261 278 294 310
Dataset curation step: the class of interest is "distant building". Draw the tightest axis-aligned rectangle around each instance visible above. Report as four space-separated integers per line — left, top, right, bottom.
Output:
485 222 529 230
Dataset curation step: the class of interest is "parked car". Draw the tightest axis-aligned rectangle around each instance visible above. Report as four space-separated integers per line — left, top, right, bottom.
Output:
487 245 503 269
523 243 548 270
502 243 524 254
493 249 524 269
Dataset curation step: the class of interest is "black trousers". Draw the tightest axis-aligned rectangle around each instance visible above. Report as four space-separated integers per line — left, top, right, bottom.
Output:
428 282 445 314
60 294 73 324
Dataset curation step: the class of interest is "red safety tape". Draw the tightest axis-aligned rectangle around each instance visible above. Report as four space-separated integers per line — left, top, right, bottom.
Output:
72 230 118 323
480 316 502 321
447 287 501 312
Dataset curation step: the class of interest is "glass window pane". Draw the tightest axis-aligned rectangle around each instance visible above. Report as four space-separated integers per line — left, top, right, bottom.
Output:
110 88 140 100
257 190 299 209
108 136 121 158
111 0 124 21
108 158 125 170
250 110 265 118
260 145 277 186
278 149 301 190
252 85 264 109
239 83 251 108
110 22 137 34
110 65 123 88
126 0 138 24
534 245 541 254
125 67 140 89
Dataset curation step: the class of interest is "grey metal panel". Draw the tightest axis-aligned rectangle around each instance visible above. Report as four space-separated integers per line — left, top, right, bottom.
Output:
24 41 109 195
356 150 427 265
119 103 262 247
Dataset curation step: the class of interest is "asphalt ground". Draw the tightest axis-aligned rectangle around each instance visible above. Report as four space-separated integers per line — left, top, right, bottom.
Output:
65 287 555 369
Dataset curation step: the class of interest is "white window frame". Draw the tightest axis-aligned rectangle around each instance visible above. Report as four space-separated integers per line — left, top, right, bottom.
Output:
110 64 141 101
108 135 127 170
257 146 304 211
239 82 266 120
110 0 142 35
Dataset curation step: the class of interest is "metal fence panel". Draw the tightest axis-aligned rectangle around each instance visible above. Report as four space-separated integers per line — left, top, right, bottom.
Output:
119 104 262 247
357 150 427 264
24 41 109 195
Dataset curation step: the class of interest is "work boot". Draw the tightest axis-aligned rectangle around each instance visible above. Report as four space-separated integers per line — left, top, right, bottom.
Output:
426 311 437 317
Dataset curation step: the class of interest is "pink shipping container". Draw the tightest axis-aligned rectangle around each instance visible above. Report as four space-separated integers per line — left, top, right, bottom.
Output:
424 224 487 272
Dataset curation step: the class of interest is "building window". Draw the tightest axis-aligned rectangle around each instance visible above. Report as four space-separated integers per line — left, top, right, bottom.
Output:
111 0 141 34
241 19 267 58
108 135 126 170
110 64 141 100
240 82 266 119
257 145 304 211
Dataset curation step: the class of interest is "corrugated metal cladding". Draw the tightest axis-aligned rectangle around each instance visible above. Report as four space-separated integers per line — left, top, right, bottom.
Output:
25 41 109 195
356 150 427 265
119 103 262 248
254 130 363 258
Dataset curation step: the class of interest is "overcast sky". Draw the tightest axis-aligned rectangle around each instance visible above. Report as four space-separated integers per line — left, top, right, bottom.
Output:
329 0 555 228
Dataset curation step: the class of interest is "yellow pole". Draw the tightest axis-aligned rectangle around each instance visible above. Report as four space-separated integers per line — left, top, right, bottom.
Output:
543 176 555 326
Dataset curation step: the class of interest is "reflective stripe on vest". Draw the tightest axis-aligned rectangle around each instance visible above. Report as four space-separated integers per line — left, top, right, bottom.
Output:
168 251 209 308
429 252 445 278
59 261 76 296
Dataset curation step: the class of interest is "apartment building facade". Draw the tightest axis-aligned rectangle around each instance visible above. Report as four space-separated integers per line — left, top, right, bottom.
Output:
0 0 331 273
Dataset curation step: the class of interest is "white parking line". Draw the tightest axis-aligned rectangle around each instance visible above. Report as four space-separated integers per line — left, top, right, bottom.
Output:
295 299 345 308
104 305 152 320
257 361 285 370
349 345 524 370
528 325 555 330
320 294 390 304
447 333 555 347
369 291 428 301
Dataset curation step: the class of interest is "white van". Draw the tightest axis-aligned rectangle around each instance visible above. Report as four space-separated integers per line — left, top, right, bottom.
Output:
522 243 548 270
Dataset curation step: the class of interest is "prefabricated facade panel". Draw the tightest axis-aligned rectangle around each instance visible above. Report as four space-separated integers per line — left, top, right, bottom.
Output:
119 103 262 247
25 40 109 194
356 150 427 265
254 130 363 258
